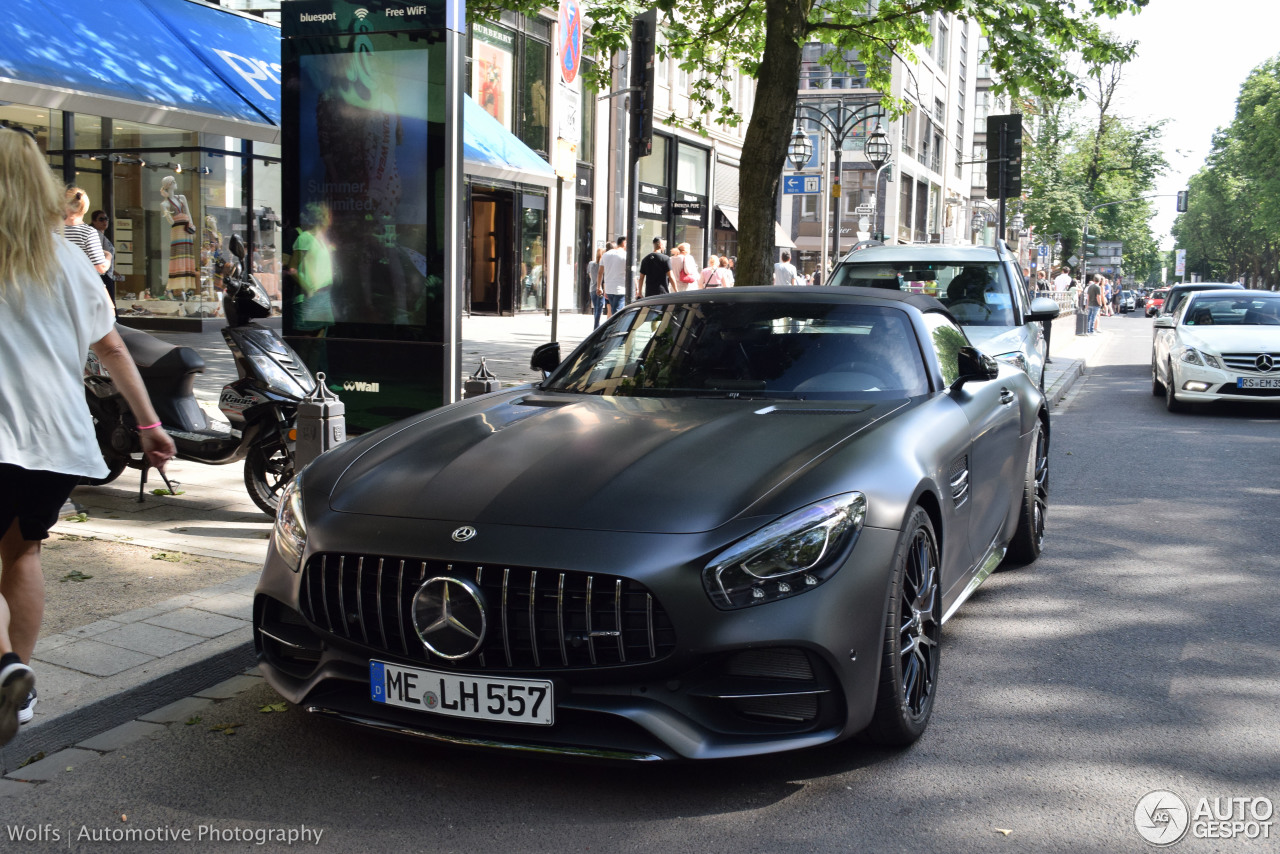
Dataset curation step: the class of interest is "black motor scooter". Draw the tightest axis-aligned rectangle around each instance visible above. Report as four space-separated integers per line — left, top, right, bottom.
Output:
83 236 314 515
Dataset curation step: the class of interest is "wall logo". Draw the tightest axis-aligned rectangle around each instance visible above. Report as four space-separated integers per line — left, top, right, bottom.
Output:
354 8 370 20
1135 791 1190 846
342 381 380 392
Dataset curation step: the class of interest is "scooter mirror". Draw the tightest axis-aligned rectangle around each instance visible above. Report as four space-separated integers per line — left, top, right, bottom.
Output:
229 233 247 262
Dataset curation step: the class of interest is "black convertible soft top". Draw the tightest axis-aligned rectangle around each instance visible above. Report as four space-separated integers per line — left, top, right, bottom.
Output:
635 284 949 316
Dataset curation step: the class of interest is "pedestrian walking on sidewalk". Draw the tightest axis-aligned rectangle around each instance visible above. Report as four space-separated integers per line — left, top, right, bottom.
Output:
1085 274 1104 334
597 237 628 324
0 127 176 745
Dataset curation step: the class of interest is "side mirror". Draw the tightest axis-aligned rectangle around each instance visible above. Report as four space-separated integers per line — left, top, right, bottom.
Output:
955 346 999 386
530 342 562 378
229 233 247 262
1027 296 1062 322
1153 316 1175 329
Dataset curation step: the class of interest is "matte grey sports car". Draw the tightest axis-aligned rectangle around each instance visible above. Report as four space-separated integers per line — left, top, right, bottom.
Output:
254 287 1050 760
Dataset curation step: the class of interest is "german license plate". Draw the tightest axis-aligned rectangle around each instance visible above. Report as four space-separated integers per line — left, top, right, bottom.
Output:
1238 377 1280 389
370 660 553 725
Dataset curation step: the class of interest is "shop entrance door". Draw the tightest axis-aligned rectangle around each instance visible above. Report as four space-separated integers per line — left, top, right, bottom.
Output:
575 202 592 312
470 189 514 314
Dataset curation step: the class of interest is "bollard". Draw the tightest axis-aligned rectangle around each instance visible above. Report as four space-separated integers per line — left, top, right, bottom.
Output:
464 358 500 398
295 371 346 471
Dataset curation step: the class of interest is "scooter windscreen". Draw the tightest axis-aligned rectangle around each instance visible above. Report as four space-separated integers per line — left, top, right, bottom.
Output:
233 326 315 400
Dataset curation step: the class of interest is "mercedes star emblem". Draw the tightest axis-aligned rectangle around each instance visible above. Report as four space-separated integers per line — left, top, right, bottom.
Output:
411 577 486 659
452 525 477 542
1256 354 1274 373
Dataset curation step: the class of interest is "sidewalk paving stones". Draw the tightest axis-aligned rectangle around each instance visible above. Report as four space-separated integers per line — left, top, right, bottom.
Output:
5 748 101 782
137 696 214 725
39 641 154 678
195 674 263 700
75 720 168 753
144 608 243 639
92 623 206 657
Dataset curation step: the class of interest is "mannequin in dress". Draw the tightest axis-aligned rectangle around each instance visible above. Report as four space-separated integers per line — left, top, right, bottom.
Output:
160 175 198 299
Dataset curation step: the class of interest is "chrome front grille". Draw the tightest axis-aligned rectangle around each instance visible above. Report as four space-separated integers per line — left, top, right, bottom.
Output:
299 554 676 670
1222 352 1280 373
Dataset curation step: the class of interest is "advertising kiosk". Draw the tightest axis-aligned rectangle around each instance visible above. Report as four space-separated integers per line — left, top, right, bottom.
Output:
281 0 464 431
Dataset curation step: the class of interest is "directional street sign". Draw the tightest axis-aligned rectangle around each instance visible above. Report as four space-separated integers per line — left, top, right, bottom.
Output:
854 203 874 215
783 174 822 195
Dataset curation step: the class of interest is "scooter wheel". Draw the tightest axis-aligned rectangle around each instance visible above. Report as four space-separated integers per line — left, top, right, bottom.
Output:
244 438 294 517
79 456 129 486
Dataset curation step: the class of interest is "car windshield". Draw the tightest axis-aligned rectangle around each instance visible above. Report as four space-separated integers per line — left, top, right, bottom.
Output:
1182 295 1280 326
545 301 930 400
827 261 1015 327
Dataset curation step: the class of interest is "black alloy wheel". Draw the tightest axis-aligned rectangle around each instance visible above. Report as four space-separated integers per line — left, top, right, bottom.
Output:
1165 360 1186 413
1004 417 1049 566
864 507 941 746
244 436 294 516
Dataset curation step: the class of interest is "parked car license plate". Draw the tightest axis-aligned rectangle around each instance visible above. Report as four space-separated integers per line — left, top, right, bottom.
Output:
1238 377 1280 389
369 660 553 725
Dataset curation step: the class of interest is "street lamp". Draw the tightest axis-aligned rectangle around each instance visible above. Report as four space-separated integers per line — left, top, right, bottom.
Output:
787 124 813 171
794 95 886 269
863 122 893 241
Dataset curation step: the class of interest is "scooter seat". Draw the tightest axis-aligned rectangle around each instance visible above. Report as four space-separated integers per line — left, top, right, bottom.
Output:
115 324 206 380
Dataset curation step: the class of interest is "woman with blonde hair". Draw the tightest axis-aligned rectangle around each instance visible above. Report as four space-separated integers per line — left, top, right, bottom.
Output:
0 127 175 745
62 186 109 279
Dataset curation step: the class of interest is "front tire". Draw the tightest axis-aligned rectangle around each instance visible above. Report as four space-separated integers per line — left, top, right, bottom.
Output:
863 507 941 747
1165 361 1185 413
1151 356 1164 396
1004 417 1049 566
244 435 294 516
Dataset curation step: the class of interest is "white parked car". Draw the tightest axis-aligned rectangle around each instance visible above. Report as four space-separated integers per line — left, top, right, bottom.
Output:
1152 290 1280 412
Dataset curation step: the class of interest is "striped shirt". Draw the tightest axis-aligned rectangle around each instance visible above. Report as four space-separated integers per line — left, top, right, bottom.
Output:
63 223 106 268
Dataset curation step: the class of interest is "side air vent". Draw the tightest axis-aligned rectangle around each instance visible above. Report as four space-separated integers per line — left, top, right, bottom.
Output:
949 455 970 508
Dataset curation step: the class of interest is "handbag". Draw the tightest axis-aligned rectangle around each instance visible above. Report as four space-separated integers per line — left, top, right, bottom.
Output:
679 267 695 284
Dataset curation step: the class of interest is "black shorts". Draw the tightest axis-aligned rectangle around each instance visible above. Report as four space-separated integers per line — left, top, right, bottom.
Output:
0 464 80 541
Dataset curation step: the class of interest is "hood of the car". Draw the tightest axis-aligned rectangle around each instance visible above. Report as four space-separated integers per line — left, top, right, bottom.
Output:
961 324 1026 358
327 392 904 534
1182 327 1280 353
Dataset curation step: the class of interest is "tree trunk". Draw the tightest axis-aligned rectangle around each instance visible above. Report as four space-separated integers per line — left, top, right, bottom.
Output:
735 0 812 288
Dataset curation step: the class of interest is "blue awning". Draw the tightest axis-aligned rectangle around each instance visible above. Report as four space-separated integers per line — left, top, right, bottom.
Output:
463 94 555 188
0 0 279 142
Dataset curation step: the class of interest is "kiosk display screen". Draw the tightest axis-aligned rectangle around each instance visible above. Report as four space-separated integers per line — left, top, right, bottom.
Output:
285 30 445 340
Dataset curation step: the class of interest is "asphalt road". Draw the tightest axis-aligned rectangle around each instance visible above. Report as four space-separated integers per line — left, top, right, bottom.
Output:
4 310 1278 853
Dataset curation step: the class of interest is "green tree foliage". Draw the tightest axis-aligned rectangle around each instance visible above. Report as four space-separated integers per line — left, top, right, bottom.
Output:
473 0 1149 287
1172 57 1280 286
1022 60 1166 283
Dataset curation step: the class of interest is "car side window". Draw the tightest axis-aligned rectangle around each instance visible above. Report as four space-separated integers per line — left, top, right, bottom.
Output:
921 312 968 387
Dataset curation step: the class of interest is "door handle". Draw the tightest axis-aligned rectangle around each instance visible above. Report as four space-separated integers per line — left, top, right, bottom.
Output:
1000 388 1016 405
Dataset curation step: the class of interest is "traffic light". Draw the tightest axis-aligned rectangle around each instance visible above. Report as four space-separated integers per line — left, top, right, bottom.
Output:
985 114 1022 199
1176 190 1188 212
629 10 656 157
1083 235 1098 257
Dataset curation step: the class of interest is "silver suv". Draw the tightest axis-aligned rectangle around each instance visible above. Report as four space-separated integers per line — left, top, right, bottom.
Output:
827 243 1061 389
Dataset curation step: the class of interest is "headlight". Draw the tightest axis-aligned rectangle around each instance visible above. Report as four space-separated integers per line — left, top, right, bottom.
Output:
703 493 866 610
993 351 1029 375
272 478 307 572
249 354 310 398
1179 347 1221 369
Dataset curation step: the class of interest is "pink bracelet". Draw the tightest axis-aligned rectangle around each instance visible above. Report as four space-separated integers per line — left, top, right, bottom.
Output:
135 421 163 431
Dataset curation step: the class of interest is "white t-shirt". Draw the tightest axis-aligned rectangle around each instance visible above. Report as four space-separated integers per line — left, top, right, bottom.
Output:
1053 272 1072 290
0 236 116 477
773 262 799 287
601 247 628 296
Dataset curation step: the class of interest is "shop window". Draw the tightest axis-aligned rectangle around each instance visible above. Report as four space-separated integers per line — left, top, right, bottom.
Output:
579 59 596 160
676 143 707 193
639 135 668 188
521 39 550 155
519 193 548 311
